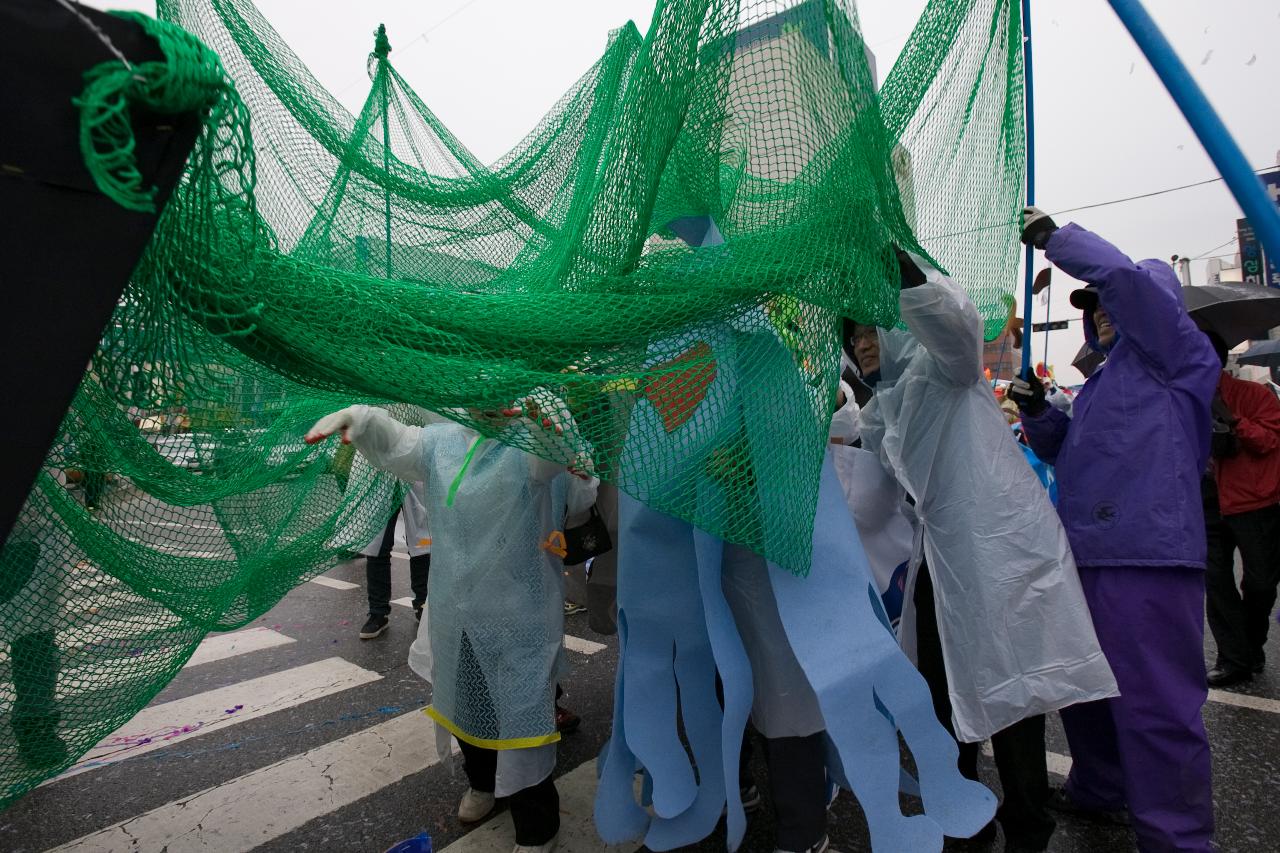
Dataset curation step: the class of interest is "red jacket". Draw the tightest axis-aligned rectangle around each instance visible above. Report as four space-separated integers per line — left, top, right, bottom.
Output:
1216 371 1280 515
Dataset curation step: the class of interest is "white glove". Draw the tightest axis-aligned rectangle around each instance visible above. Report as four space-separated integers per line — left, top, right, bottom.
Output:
306 405 426 482
304 405 373 445
830 380 860 445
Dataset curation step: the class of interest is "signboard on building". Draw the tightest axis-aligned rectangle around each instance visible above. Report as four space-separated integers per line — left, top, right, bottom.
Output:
1263 171 1280 288
1238 218 1266 286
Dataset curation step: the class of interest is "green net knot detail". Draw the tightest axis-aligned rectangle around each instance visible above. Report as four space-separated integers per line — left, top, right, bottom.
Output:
373 23 392 59
73 12 230 212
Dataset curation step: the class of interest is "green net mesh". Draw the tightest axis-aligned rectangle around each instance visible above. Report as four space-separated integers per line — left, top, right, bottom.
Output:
0 0 1025 805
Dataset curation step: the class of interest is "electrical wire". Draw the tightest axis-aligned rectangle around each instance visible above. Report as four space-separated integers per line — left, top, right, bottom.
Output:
336 0 482 96
1191 235 1238 260
925 165 1279 242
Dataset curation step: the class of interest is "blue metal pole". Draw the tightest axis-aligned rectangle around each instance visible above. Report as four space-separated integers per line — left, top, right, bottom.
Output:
1107 0 1280 273
1019 0 1036 376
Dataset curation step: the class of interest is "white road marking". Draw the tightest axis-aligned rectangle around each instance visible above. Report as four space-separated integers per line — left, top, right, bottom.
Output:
113 520 224 531
57 612 186 649
147 542 228 559
184 627 294 668
48 710 452 853
1208 688 1280 715
48 657 382 782
440 758 639 853
563 635 607 656
310 575 360 591
981 743 1073 778
386 602 605 655
0 629 293 709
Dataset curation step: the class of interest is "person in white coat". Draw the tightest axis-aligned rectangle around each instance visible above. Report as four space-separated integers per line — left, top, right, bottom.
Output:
828 381 913 632
357 481 431 639
853 248 1118 852
306 399 595 853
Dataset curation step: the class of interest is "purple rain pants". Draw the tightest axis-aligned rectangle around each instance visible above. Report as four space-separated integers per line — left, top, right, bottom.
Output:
1060 565 1214 852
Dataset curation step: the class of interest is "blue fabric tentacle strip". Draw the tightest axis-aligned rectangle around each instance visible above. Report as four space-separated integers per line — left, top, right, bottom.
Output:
768 455 997 850
693 523 754 851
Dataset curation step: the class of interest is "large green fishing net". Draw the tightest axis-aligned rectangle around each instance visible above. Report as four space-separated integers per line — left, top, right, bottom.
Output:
0 0 1025 805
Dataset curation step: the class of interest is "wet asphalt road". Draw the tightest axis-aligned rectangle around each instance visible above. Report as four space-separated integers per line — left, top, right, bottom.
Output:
3 553 1278 853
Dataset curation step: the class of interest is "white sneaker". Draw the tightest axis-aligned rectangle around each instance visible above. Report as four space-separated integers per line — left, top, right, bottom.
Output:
512 835 558 853
457 788 496 823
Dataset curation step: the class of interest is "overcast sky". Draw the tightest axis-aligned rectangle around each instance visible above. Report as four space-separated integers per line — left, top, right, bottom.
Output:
83 0 1280 382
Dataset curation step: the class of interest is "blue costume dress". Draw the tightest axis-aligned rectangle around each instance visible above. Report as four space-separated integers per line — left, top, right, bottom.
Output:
593 319 996 852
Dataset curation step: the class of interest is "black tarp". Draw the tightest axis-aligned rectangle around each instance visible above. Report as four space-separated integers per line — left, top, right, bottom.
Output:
0 0 202 546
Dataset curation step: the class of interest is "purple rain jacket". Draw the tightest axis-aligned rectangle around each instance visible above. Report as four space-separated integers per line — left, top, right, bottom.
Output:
1020 224 1219 570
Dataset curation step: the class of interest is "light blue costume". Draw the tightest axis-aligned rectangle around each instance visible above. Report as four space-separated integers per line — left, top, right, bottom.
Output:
593 317 996 852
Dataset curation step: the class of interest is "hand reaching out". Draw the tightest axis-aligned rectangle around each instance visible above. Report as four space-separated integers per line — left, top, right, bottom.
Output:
502 396 565 436
304 406 366 445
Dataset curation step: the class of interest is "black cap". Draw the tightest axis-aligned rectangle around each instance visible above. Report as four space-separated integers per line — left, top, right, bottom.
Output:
1069 285 1099 311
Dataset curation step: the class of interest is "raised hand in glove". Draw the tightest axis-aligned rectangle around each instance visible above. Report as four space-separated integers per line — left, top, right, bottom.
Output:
1008 368 1048 415
1020 206 1058 250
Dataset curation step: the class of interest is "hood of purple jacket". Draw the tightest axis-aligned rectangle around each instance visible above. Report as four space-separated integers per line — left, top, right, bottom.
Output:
1079 257 1174 355
1021 225 1219 569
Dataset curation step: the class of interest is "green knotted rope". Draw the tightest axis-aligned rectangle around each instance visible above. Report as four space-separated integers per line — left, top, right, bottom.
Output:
73 12 228 212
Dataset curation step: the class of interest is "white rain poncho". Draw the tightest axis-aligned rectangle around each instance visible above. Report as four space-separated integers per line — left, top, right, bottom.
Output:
341 407 587 766
858 257 1117 742
358 479 431 557
829 389 913 631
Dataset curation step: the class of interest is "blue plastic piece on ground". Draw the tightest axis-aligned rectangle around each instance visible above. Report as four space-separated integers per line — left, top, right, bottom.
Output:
383 832 432 853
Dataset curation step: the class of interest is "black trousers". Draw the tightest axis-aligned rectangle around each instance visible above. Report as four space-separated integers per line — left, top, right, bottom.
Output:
11 630 67 769
457 739 559 846
1206 502 1280 672
365 509 430 617
914 563 1055 850
764 732 828 852
82 470 105 506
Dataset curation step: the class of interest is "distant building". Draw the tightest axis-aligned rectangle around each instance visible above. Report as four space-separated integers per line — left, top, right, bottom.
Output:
1206 257 1243 286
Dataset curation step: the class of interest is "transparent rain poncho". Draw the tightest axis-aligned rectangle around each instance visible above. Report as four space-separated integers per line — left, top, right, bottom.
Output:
344 408 576 749
858 258 1118 742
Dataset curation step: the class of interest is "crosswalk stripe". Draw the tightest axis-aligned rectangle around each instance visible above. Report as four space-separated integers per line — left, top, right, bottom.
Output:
0 628 299 718
55 613 187 656
148 542 228 559
563 635 607 656
980 744 1073 778
184 627 295 668
0 613 185 668
384 600 606 655
47 710 452 853
439 758 639 853
310 575 360 591
3 620 287 668
1208 688 1280 715
113 519 224 531
48 657 382 783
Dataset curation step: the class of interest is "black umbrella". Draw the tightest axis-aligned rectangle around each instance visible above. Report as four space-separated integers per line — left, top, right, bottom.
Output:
1182 282 1280 348
1238 339 1280 367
